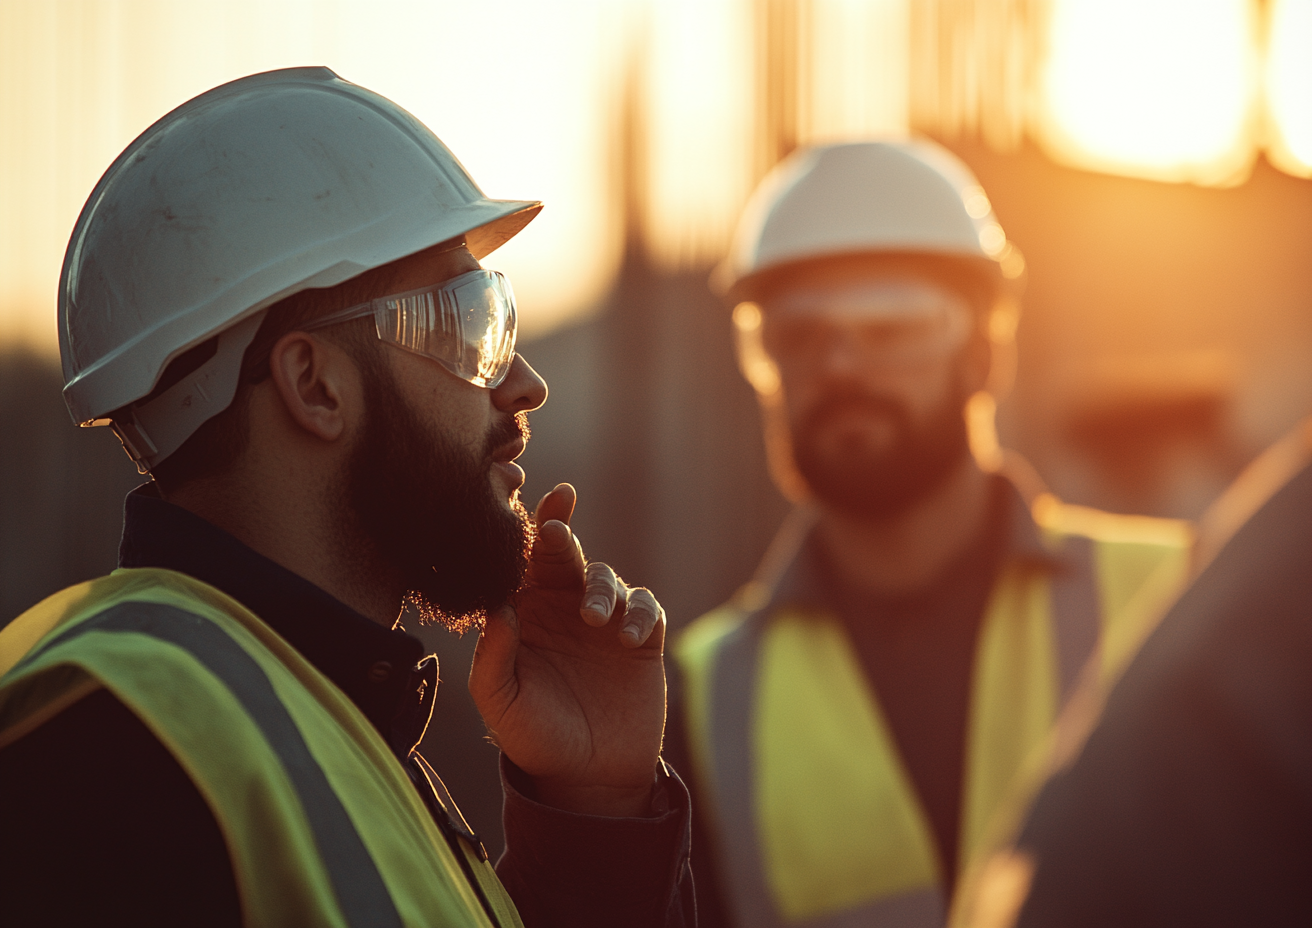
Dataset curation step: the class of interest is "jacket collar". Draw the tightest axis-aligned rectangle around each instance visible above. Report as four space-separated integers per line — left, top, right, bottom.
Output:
760 473 1071 617
118 484 436 759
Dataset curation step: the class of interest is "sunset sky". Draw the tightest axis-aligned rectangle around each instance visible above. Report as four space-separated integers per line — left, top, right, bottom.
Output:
1 0 1308 353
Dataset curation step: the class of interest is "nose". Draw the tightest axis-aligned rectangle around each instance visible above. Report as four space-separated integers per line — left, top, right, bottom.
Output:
492 353 548 414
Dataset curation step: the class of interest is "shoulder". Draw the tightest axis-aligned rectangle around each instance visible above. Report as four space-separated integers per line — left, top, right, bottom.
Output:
2 569 238 669
1033 495 1193 616
1025 496 1194 674
1031 493 1192 554
0 571 287 797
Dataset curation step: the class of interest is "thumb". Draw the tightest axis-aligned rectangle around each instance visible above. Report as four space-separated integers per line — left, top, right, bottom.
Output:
469 604 520 727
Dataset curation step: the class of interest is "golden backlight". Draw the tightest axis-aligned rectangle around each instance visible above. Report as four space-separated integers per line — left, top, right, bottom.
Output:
0 0 626 353
641 0 755 268
1039 0 1259 185
641 0 908 268
3 1 1310 357
1267 0 1312 177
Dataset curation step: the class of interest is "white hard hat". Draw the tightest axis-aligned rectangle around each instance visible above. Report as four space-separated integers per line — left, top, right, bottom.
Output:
59 66 541 471
713 140 1022 303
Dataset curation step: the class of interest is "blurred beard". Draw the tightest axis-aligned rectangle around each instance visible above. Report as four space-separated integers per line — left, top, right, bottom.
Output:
791 381 970 521
345 354 533 634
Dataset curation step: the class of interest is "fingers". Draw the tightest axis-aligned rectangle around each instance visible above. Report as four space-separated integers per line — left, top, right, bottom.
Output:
579 562 666 649
619 587 664 649
534 483 577 528
525 481 666 647
581 561 620 627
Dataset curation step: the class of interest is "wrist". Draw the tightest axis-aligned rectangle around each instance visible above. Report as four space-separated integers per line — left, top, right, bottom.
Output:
531 777 656 818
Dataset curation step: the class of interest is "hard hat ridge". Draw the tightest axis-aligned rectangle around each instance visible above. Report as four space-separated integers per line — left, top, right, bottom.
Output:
59 66 542 472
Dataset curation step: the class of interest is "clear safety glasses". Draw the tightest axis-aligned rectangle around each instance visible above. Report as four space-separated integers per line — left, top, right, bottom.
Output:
731 278 977 395
758 279 974 371
304 269 518 388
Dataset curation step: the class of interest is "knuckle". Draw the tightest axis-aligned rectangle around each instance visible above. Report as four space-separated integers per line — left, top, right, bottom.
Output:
583 563 615 590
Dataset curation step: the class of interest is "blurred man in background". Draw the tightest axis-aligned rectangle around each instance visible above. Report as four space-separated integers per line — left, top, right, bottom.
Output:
670 140 1191 928
0 68 691 927
954 419 1312 928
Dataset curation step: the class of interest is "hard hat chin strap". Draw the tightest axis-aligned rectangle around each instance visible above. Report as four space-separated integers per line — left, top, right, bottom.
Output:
112 312 266 474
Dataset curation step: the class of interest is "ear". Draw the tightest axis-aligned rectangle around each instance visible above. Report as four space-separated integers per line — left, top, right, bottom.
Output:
266 331 356 443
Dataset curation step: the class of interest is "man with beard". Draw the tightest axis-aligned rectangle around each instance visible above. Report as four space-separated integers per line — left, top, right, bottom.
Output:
668 141 1190 928
0 70 690 927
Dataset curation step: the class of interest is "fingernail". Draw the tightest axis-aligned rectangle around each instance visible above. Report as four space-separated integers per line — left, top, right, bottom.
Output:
622 623 641 643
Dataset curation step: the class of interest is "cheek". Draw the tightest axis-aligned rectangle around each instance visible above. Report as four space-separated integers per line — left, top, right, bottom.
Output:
391 352 491 447
428 398 491 462
901 365 963 419
775 370 819 423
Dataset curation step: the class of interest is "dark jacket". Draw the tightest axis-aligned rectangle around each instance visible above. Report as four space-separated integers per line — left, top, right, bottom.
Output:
0 486 695 927
1010 461 1312 927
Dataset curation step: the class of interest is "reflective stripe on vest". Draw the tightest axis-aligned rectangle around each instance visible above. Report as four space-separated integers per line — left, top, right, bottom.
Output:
0 569 523 928
707 611 954 928
686 528 1185 928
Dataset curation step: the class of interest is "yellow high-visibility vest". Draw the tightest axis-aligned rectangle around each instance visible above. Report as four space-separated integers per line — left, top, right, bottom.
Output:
676 496 1189 928
0 567 524 928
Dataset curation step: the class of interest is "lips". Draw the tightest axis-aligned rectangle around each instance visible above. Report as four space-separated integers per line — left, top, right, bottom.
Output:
488 427 528 494
490 436 526 465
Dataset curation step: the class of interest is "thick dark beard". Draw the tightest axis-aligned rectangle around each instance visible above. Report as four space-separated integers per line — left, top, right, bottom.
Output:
345 352 533 634
792 380 971 521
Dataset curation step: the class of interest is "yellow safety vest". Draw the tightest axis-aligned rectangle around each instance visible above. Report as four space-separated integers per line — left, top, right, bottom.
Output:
0 567 524 928
676 496 1189 928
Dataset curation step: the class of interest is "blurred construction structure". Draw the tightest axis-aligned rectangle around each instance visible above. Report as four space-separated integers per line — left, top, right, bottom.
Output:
522 0 1312 614
3 0 1312 857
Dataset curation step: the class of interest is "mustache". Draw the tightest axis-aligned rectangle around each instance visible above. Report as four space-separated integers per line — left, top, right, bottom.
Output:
799 389 910 432
482 411 530 462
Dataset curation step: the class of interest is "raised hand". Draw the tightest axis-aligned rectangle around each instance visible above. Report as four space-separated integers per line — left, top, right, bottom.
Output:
468 483 667 817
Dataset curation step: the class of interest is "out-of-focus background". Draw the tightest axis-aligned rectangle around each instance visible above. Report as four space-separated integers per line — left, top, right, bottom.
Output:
3 0 1311 857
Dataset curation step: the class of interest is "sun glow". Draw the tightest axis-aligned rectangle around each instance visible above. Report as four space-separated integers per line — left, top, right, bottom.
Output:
4 0 1310 357
0 0 627 353
1038 0 1259 185
641 0 756 268
1266 0 1312 176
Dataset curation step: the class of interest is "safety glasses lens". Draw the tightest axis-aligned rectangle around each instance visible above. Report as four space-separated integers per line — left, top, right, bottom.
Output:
373 270 517 388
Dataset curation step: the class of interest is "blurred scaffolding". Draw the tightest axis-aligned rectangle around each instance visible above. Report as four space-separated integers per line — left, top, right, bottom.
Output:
3 0 1312 856
526 0 1312 609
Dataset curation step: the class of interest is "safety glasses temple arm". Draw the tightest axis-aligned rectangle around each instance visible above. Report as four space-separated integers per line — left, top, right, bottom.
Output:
299 301 378 333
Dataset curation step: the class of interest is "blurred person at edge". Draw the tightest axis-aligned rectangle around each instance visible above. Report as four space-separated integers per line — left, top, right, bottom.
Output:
0 68 693 928
665 140 1192 928
951 420 1312 928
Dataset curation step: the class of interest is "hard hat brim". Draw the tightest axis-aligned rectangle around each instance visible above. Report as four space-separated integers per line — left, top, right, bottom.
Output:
715 249 1006 309
466 201 543 261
